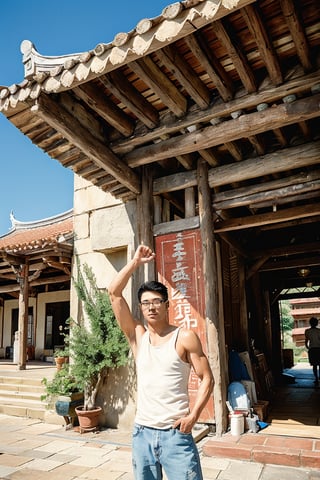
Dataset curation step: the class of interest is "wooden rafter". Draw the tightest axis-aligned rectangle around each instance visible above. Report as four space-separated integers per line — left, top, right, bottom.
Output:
129 56 187 117
99 70 159 129
32 94 141 195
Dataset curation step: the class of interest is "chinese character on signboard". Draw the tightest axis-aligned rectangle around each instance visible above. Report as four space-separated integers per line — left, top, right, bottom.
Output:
155 229 214 422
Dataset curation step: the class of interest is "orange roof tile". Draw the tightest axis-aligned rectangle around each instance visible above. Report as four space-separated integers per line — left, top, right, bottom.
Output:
0 213 73 252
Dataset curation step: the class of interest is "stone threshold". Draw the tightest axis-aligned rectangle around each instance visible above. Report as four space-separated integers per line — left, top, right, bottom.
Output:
202 431 320 470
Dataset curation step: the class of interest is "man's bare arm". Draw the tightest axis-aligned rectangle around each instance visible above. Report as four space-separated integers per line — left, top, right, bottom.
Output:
108 245 155 351
174 329 214 433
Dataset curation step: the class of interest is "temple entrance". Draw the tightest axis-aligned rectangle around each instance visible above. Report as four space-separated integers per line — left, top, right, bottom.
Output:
266 364 320 439
44 301 70 351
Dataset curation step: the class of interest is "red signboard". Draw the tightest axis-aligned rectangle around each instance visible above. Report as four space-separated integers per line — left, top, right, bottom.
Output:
155 229 214 423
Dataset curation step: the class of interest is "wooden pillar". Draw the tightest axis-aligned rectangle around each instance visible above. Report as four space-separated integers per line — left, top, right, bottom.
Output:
185 187 196 218
239 257 249 351
153 196 162 225
197 159 228 435
17 263 29 370
137 166 155 283
137 166 154 249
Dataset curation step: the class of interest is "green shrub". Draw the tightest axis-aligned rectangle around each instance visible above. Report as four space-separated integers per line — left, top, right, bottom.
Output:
41 364 80 405
67 262 129 410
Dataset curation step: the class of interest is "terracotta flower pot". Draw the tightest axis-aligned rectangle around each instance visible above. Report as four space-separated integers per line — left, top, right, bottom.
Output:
55 356 69 371
75 405 102 433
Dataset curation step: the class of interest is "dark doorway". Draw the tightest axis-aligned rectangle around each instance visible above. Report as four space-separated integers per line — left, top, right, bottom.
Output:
11 307 34 346
266 364 320 438
44 301 70 350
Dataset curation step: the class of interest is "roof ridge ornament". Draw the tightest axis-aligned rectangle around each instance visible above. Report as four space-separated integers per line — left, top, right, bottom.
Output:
20 40 83 80
7 209 73 232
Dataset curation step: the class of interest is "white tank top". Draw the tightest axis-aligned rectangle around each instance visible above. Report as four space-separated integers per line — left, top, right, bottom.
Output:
135 327 191 429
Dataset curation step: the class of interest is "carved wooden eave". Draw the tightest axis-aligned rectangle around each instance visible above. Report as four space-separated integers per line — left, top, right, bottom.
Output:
0 0 319 290
0 211 73 298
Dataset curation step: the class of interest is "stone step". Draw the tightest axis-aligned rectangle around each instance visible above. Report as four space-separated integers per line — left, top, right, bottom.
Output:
0 394 46 408
0 401 64 425
2 390 46 403
0 389 45 401
0 375 44 387
0 371 63 425
0 382 44 394
202 433 320 470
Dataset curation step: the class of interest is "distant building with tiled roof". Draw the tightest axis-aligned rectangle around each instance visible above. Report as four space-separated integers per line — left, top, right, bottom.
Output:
0 210 74 367
291 298 320 347
0 209 73 251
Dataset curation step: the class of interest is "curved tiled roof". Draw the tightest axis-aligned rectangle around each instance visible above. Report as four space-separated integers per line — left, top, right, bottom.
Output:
0 0 319 292
0 210 73 252
0 0 238 112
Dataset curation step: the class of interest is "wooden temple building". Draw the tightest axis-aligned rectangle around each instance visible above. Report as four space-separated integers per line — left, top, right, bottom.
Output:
0 0 319 433
0 211 73 367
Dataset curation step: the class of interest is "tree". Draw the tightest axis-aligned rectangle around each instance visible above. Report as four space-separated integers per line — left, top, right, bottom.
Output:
280 300 294 331
68 262 129 411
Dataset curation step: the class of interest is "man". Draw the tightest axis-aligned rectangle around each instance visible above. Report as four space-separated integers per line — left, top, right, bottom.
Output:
108 244 214 480
305 316 320 386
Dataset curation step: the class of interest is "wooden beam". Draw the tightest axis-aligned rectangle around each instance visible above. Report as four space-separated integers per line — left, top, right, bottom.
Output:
260 255 320 271
214 203 320 233
214 19 257 93
217 232 249 259
251 241 320 260
18 263 29 370
125 94 320 167
251 189 320 209
185 32 234 102
212 170 320 210
129 56 187 117
208 141 320 189
58 92 108 145
153 140 320 195
185 187 196 218
74 83 135 137
175 153 195 170
112 68 320 156
0 252 25 266
0 275 70 293
42 257 71 275
99 70 159 129
197 159 228 435
156 45 211 109
280 0 313 71
260 214 320 232
225 141 243 161
242 4 283 85
153 216 200 236
199 148 221 167
138 166 154 249
32 94 141 195
247 135 266 156
246 256 269 280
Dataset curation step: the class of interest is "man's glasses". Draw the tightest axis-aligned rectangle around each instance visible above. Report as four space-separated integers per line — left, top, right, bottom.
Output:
140 299 166 308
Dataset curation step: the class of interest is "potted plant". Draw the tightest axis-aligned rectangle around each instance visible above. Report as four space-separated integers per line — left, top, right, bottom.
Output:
53 324 70 370
41 364 83 428
54 347 69 371
68 262 129 433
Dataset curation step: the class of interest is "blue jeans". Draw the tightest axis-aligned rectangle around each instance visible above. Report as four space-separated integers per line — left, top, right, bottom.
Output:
132 423 203 480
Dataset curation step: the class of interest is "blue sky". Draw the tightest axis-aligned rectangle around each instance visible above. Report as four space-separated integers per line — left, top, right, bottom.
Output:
0 0 170 235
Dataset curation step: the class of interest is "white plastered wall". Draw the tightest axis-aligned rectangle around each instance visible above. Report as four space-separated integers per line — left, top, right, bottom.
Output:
72 174 138 429
36 290 70 359
1 291 70 360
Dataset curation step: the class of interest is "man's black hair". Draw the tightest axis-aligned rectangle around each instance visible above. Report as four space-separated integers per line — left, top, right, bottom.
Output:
309 317 319 328
138 281 168 303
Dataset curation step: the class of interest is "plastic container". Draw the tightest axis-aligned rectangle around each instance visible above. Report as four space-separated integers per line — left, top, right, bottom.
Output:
230 413 244 436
